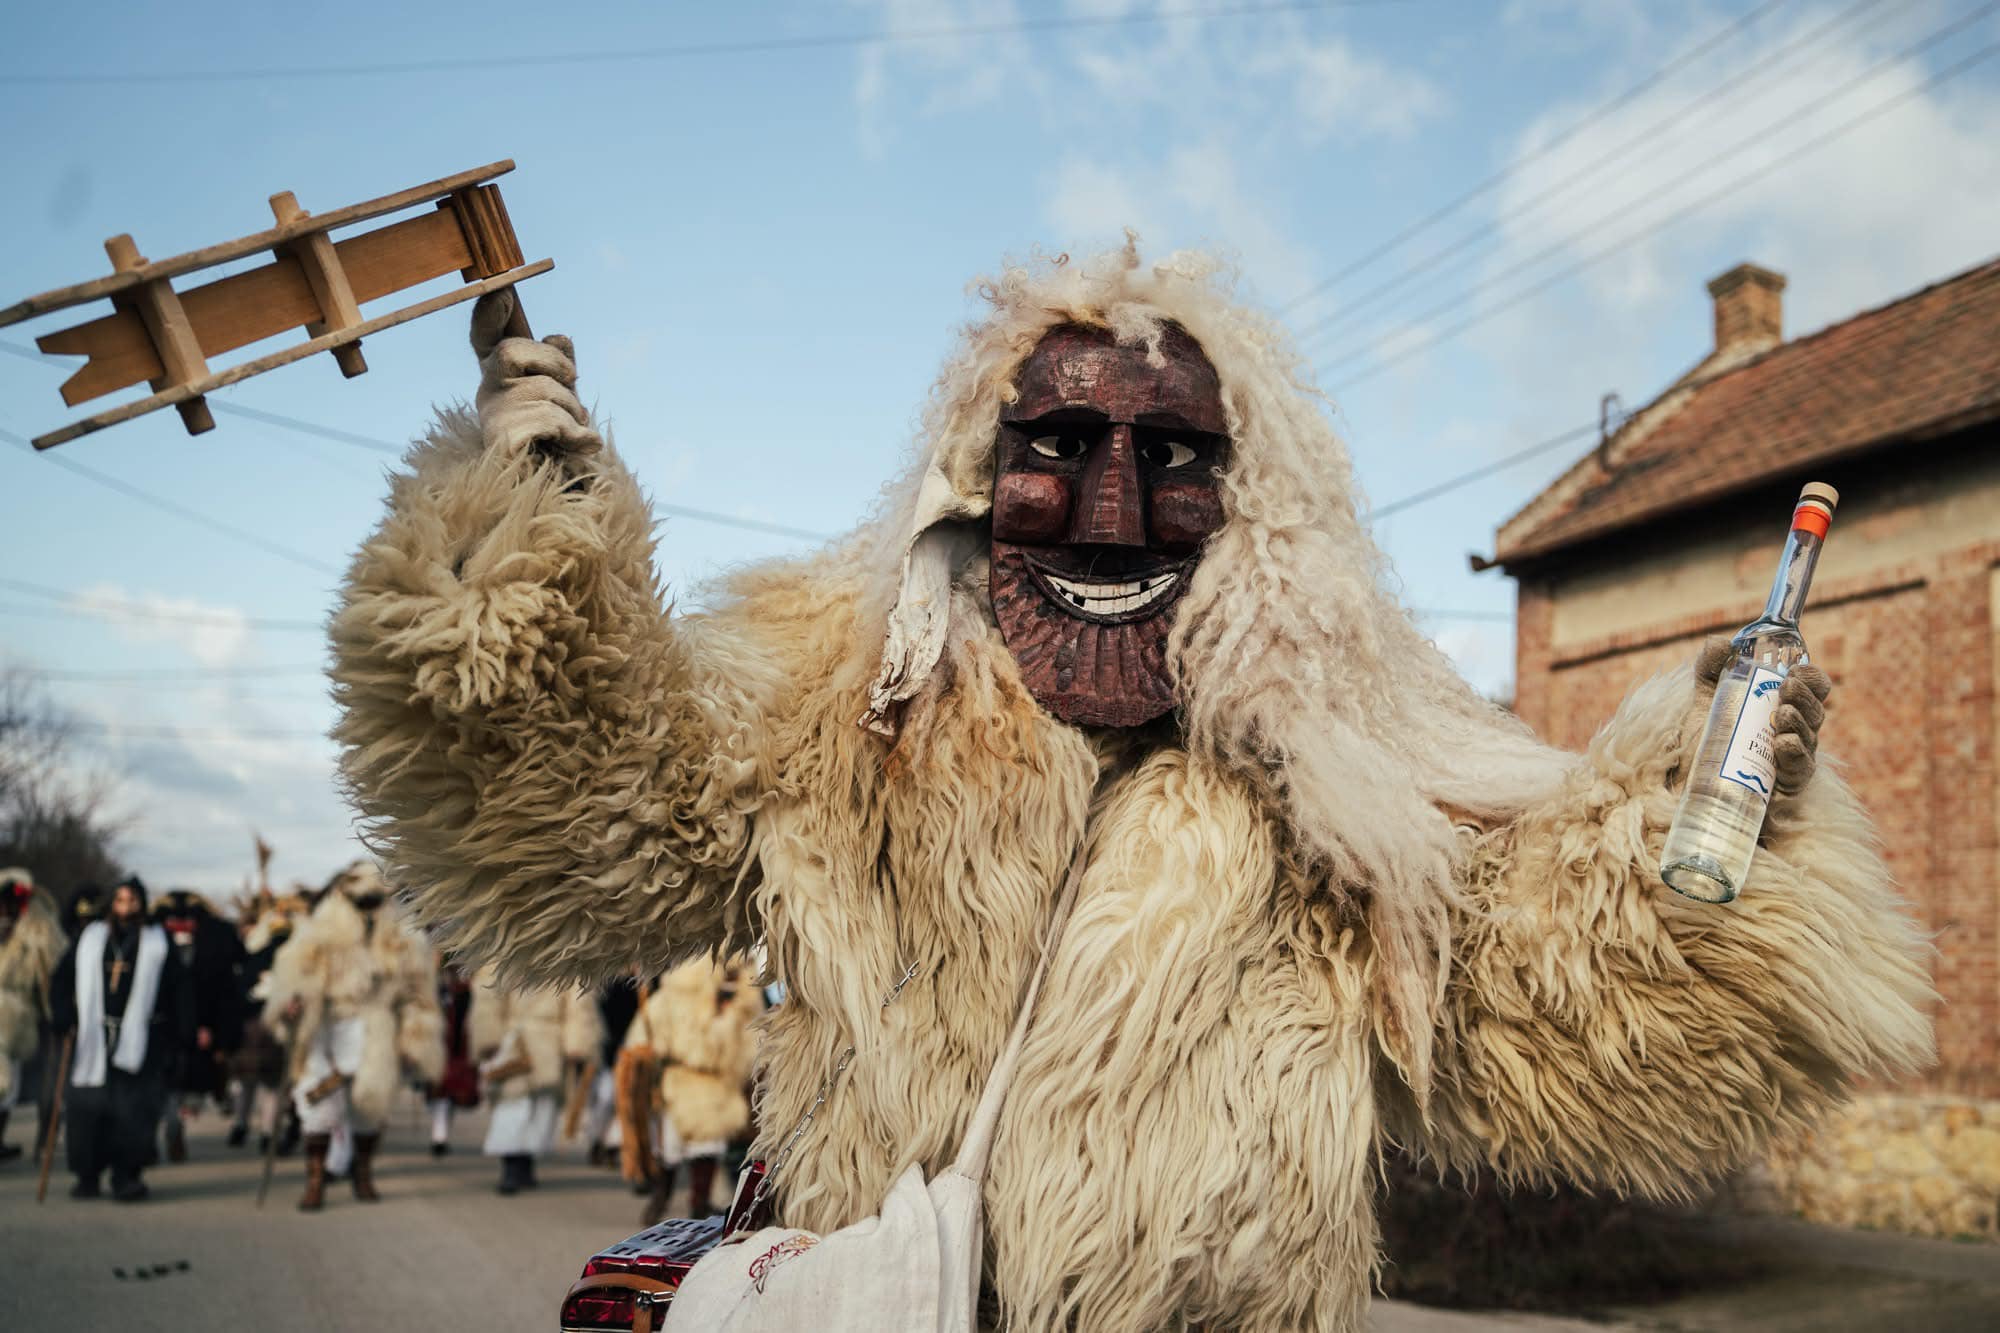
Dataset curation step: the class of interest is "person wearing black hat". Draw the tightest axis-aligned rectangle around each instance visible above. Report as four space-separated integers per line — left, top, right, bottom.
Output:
149 889 248 1162
48 876 194 1201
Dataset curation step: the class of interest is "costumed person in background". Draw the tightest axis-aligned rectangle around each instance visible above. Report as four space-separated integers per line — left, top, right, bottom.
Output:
632 956 762 1224
470 966 599 1194
331 253 1933 1328
0 869 64 1163
151 888 247 1162
228 890 304 1151
62 883 103 938
584 973 639 1168
261 859 443 1211
49 876 193 1201
425 958 479 1156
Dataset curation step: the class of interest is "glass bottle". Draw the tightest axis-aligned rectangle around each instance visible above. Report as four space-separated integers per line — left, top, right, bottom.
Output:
1659 482 1838 903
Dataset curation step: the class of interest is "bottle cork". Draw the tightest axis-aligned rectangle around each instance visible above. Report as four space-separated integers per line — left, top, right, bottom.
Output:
1793 481 1837 537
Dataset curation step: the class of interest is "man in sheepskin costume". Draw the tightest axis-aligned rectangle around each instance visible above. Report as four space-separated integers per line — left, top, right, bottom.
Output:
628 955 763 1222
469 966 600 1193
331 245 1933 1329
0 868 64 1162
262 859 443 1210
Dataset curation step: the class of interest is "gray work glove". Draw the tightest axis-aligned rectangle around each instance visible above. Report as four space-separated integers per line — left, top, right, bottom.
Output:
1690 637 1832 798
468 290 602 468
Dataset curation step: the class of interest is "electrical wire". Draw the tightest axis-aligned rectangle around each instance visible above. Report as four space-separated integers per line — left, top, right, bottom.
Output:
2 1 1403 86
1323 28 2000 390
1370 420 1600 520
0 577 321 630
1295 0 1900 348
3 341 838 542
1277 0 1793 315
2 425 344 576
9 663 324 681
63 719 330 741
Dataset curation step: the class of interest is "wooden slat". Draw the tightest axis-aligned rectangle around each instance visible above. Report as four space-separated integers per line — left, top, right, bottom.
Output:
272 191 367 378
105 235 214 435
31 259 553 450
39 209 473 406
0 159 514 327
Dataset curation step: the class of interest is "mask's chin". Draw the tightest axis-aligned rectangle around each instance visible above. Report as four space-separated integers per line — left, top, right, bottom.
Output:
990 541 1185 728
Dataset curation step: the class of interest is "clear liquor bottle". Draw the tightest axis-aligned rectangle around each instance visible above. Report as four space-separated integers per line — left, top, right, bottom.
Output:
1659 482 1838 903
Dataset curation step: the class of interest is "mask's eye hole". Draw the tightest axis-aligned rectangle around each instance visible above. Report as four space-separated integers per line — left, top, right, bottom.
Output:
1029 434 1089 461
1139 439 1198 469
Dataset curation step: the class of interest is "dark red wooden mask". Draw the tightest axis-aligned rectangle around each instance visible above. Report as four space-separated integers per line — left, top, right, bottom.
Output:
990 323 1230 727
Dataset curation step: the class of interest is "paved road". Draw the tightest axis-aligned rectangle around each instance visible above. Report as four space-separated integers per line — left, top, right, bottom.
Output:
3 1105 1995 1331
1 1098 658 1333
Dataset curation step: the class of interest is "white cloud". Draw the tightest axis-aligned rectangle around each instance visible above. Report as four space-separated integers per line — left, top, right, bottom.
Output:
1326 4 2000 424
1045 155 1159 245
75 583 253 668
1255 36 1447 144
1430 621 1516 702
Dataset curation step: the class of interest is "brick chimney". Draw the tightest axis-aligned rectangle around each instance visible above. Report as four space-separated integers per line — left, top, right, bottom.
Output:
1706 262 1786 356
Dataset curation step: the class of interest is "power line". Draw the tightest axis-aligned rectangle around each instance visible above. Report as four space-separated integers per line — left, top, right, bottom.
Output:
1370 421 1599 520
2 1 1400 86
205 401 404 455
4 340 836 542
9 663 325 681
1277 0 1792 315
2 425 343 576
65 719 330 741
1315 0 1997 373
1296 0 1899 348
1324 25 2000 390
0 577 322 630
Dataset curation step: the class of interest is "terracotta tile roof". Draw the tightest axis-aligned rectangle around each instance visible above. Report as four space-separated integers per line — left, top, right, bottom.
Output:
1492 253 2000 567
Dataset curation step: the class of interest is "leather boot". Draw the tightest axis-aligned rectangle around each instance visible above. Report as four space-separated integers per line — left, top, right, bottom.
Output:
0 1110 19 1162
299 1134 330 1212
640 1163 677 1226
686 1157 719 1218
351 1132 382 1202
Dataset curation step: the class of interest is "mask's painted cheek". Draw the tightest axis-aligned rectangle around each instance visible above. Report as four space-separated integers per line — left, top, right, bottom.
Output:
1150 483 1225 552
993 470 1073 545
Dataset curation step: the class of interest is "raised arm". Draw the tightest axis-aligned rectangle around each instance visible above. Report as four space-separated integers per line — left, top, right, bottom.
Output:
330 293 785 986
1387 645 1934 1199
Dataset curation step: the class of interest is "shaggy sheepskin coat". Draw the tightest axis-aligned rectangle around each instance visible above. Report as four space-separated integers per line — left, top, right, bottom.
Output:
626 957 762 1145
469 968 601 1101
0 872 63 1101
330 248 1934 1331
261 888 445 1128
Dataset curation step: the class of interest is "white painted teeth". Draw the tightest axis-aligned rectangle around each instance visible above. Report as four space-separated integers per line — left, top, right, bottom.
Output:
1044 571 1178 615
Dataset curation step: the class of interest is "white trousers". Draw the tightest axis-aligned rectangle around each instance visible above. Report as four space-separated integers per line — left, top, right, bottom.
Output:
484 1092 558 1157
656 1112 725 1167
294 1016 369 1136
1 1056 19 1111
585 1068 621 1147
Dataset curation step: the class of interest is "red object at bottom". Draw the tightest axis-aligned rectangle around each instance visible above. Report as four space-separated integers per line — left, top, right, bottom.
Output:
558 1163 771 1332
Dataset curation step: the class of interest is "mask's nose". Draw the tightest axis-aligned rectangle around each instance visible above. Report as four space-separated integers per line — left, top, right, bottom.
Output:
1067 424 1146 546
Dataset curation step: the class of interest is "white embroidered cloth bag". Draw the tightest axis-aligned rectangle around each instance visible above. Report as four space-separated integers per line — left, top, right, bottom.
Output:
662 855 1082 1332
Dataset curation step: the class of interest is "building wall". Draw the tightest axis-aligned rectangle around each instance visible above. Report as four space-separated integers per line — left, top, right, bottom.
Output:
1508 434 1999 1239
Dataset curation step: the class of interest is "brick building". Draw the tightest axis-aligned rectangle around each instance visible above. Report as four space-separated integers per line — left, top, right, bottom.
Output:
1483 255 2000 1239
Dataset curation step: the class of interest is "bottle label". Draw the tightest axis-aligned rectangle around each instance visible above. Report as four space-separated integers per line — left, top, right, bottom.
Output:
1718 666 1785 798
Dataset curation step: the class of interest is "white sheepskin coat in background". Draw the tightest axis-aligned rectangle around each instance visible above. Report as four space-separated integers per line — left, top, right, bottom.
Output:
624 956 762 1145
469 967 601 1101
0 872 63 1102
261 885 445 1130
329 245 1934 1331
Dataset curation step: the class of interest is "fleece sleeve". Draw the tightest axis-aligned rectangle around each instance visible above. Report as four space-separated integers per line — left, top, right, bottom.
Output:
328 339 785 988
1393 663 1935 1199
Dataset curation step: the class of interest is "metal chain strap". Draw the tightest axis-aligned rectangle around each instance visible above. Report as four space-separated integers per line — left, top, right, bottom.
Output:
747 958 923 1218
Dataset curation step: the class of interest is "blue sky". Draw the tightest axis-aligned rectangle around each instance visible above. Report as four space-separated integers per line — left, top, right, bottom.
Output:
3 0 1997 891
